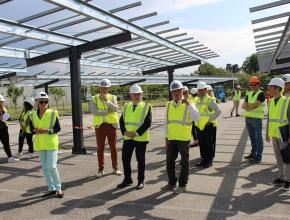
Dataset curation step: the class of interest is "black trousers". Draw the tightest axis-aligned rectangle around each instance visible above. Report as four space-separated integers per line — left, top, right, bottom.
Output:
196 124 214 163
166 140 190 187
18 129 34 153
0 127 12 158
122 139 147 184
212 126 217 158
191 122 197 140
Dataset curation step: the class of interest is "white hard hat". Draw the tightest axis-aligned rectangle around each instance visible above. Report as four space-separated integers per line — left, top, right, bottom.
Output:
129 84 143 94
170 80 183 91
0 95 5 102
205 85 213 91
183 86 189 91
24 97 35 106
282 74 290 83
197 81 207 90
35 91 49 100
236 85 241 89
100 78 111 87
268 78 284 89
190 88 197 95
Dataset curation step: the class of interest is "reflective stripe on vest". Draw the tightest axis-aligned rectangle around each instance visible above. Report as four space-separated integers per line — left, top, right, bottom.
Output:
30 109 58 151
195 94 213 131
167 101 192 141
244 90 265 119
268 96 289 138
233 90 241 101
92 94 118 128
123 101 150 142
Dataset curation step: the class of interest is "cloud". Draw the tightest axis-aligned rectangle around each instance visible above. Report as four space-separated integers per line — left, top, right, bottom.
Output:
183 25 256 67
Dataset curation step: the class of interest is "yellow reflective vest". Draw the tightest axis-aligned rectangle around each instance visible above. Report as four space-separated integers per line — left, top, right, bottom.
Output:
30 109 58 151
268 96 289 138
244 90 265 119
210 96 218 127
92 94 118 128
123 101 150 142
195 94 214 131
20 110 32 133
188 95 197 104
233 90 241 101
167 101 192 141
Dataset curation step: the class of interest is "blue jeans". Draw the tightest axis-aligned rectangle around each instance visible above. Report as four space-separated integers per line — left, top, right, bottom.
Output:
39 150 61 191
245 117 264 160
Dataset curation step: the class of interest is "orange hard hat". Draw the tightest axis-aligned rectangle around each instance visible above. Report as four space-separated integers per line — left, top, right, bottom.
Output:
250 76 260 84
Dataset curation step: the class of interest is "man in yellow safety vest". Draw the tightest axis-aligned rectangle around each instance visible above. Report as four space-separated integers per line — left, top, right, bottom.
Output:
231 85 241 117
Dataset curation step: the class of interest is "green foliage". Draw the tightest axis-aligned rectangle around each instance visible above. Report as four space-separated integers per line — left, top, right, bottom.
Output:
226 64 240 73
48 87 66 109
195 63 232 76
7 85 24 112
242 53 259 74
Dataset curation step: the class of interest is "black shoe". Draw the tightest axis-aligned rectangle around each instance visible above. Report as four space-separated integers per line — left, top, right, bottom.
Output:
244 154 254 160
236 114 240 117
136 182 144 190
249 157 261 164
283 182 290 191
271 178 285 186
117 179 133 188
230 112 233 117
203 162 213 168
56 191 64 199
196 160 205 167
41 190 56 198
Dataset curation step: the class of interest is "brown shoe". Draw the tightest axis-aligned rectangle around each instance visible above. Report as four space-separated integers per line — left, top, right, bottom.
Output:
41 190 56 198
56 191 64 199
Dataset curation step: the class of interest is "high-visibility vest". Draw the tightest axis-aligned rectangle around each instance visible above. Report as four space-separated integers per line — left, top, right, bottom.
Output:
92 94 118 128
20 110 32 133
188 95 197 104
244 90 265 119
167 101 192 141
268 96 289 138
233 90 241 101
195 94 214 131
30 109 58 151
210 96 218 127
123 101 150 142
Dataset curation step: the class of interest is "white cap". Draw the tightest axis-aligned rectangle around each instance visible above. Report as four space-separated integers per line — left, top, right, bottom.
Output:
24 97 35 106
268 78 284 89
100 79 111 87
170 80 183 91
0 95 5 102
236 85 241 89
190 88 197 95
183 86 189 91
205 85 213 91
129 84 143 94
197 81 207 90
35 91 49 100
282 74 290 83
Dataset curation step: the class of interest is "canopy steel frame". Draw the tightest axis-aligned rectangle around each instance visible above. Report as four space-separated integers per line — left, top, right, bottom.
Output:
120 79 146 87
0 72 16 80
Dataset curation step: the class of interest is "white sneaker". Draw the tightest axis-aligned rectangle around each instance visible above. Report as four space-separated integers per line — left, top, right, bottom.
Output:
96 170 104 178
113 169 122 176
26 153 33 159
8 157 20 163
15 152 23 158
173 186 186 194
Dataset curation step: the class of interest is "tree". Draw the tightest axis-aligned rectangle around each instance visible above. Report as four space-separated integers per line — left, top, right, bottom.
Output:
7 85 24 112
195 63 219 75
48 87 66 109
226 63 240 73
242 53 259 74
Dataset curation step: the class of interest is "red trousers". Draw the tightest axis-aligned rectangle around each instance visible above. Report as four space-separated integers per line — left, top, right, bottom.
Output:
95 123 118 171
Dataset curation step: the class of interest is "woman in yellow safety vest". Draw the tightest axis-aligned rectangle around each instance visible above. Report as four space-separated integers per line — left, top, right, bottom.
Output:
231 85 241 117
30 92 63 198
16 97 34 159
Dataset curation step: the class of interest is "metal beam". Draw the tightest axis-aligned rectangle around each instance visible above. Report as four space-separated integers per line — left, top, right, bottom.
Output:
256 41 280 48
254 30 283 39
34 79 60 89
0 67 27 72
0 72 16 80
120 79 146 87
47 0 206 61
276 56 290 64
255 36 282 44
252 12 290 24
182 79 198 85
142 60 201 75
253 22 286 33
250 0 290 12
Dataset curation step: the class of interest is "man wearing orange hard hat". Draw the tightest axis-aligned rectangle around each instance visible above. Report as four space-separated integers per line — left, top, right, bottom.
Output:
242 76 266 164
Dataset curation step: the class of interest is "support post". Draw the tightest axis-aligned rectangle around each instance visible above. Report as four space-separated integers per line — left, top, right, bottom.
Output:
168 68 174 100
70 47 86 154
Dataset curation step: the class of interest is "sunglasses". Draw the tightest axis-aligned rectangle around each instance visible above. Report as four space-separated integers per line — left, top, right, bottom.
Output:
39 100 48 104
250 84 259 87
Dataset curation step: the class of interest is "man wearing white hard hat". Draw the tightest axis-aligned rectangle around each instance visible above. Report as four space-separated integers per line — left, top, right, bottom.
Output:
266 78 290 191
282 74 290 98
16 97 35 159
92 79 122 177
195 81 221 168
0 95 20 163
231 85 241 117
118 84 152 190
161 80 200 194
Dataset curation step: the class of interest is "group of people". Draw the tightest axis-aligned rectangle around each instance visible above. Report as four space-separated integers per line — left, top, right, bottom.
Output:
92 79 221 194
2 73 290 197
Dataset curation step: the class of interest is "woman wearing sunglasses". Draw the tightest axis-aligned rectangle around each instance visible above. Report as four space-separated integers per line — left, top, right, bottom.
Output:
29 91 63 198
